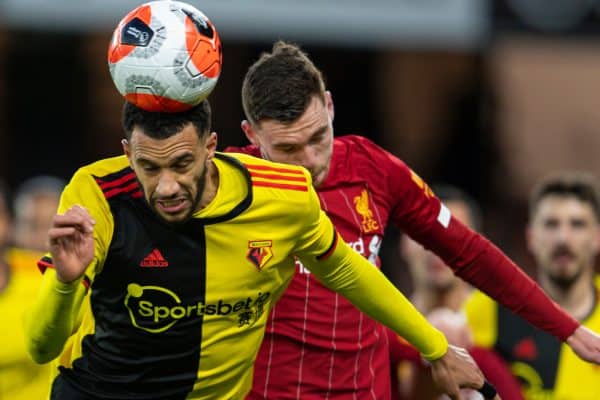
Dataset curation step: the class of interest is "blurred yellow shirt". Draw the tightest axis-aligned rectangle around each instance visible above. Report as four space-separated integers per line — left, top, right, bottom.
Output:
465 276 600 400
0 247 50 400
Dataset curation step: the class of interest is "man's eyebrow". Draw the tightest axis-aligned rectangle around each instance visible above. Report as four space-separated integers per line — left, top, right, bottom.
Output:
136 152 194 165
311 125 328 139
271 125 329 148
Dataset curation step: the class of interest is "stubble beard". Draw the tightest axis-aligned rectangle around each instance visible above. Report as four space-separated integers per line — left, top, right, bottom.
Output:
547 262 584 291
141 167 207 226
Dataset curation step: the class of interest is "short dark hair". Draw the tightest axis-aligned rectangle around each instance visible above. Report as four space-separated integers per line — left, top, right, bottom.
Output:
121 100 212 140
432 184 482 231
241 41 326 125
14 175 65 221
529 171 600 221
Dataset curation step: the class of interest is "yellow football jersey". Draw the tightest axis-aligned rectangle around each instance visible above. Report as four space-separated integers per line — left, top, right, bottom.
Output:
0 248 50 400
465 277 600 400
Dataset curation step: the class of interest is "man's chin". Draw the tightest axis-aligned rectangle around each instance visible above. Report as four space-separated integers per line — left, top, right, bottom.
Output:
549 269 579 289
154 208 193 225
312 170 328 187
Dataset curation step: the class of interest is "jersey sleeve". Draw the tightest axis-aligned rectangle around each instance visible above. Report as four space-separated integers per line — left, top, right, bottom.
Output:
293 179 448 361
383 156 579 341
37 166 114 282
24 166 114 364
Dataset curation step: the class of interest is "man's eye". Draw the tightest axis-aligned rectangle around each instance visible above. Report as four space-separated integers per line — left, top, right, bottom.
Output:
543 220 558 229
174 162 191 170
142 165 159 172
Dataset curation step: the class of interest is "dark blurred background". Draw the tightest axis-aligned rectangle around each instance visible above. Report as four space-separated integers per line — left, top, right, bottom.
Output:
1 0 600 291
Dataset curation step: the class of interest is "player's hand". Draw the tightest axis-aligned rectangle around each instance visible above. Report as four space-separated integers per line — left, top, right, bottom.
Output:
430 345 501 400
48 205 95 284
566 325 600 364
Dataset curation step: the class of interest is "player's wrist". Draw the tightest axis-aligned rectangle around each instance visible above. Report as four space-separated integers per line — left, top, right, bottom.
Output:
53 275 83 293
420 330 449 362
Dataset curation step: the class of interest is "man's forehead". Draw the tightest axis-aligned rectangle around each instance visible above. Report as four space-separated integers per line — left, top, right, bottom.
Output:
534 197 596 219
132 140 199 166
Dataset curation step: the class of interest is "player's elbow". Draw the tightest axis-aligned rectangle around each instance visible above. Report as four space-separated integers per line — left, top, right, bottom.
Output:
26 338 63 364
23 313 67 364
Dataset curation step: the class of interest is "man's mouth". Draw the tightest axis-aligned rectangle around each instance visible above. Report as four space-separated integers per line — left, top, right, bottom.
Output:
156 198 188 214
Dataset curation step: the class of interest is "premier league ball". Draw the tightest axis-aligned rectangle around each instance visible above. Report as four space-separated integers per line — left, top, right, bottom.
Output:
108 1 222 112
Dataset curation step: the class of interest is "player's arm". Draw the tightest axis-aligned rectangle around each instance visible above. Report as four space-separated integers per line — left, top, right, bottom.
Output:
377 147 577 338
294 183 493 398
303 224 448 360
379 150 600 363
23 169 112 364
24 266 89 363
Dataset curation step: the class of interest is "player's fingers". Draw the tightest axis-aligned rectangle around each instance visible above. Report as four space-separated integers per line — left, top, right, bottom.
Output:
69 204 94 221
53 210 94 233
48 226 78 242
66 205 96 227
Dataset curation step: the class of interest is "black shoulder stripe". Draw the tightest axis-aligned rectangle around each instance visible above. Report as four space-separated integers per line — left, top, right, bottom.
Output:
93 167 142 200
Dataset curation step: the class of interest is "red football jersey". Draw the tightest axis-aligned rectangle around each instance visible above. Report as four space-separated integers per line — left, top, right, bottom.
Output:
226 135 578 400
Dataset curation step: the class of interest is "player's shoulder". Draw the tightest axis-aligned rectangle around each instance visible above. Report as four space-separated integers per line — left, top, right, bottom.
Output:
464 289 496 315
76 155 131 180
223 152 313 204
328 135 408 184
334 134 404 166
585 275 600 328
335 134 380 152
226 152 310 183
69 155 137 199
223 144 261 157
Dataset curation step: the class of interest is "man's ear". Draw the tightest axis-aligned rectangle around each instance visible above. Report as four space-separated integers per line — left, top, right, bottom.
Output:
325 90 334 122
122 139 131 161
241 120 259 146
205 132 218 160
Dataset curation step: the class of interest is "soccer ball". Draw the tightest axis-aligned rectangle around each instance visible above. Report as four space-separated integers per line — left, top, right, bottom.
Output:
108 1 222 112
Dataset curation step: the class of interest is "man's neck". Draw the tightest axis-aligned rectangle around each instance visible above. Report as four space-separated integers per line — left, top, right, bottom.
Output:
198 161 219 209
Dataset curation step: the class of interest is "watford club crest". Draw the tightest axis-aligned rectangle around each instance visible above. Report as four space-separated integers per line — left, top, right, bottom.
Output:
247 240 273 270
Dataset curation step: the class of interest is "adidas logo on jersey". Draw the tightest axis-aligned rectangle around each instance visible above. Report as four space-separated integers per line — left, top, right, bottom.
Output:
140 248 169 267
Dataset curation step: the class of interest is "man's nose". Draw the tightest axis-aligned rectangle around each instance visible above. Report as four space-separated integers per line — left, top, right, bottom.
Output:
155 171 180 197
297 146 318 170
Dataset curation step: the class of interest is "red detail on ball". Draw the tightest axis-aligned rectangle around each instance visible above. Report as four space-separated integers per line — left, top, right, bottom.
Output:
184 15 222 79
124 93 192 113
108 4 152 64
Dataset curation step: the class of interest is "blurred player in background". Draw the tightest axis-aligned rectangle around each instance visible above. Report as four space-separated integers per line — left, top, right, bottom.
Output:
390 184 522 399
0 176 63 399
466 171 600 399
12 175 65 251
23 101 493 400
402 185 481 314
227 41 600 400
0 180 11 280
